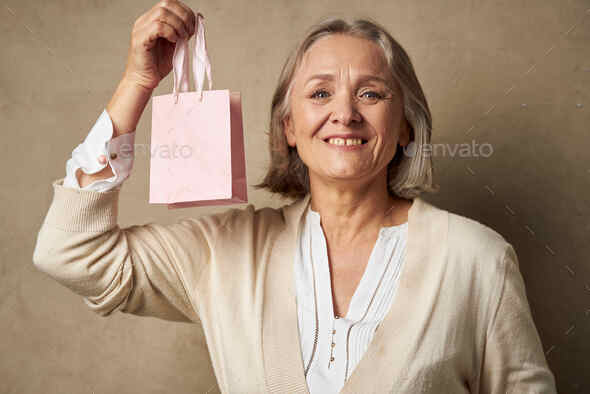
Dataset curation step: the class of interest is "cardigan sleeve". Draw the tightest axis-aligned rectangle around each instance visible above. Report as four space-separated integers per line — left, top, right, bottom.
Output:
478 244 557 394
32 178 213 323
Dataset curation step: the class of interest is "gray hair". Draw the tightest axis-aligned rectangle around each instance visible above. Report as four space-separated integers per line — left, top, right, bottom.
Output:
254 16 440 199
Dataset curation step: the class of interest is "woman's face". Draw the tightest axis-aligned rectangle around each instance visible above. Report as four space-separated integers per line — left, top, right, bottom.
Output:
284 34 410 189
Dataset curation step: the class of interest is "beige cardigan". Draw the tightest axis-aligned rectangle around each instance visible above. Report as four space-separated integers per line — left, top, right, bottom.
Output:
33 178 557 394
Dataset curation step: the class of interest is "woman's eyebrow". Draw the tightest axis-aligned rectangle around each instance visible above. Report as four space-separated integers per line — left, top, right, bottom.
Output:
356 75 390 85
304 73 390 86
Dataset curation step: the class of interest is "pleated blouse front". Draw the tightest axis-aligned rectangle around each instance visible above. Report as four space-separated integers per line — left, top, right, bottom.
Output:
294 205 409 394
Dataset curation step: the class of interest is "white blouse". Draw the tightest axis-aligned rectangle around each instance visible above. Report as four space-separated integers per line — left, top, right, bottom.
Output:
295 205 408 393
66 109 409 394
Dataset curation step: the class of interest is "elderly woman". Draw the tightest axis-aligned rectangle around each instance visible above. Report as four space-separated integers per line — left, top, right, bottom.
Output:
33 1 557 393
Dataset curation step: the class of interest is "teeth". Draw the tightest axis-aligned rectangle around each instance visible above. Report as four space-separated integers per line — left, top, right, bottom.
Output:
327 138 363 146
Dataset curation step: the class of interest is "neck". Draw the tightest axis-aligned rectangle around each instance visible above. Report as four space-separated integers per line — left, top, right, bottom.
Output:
308 169 410 248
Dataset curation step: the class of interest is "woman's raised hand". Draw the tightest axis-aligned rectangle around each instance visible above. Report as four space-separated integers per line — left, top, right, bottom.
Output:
78 1 198 188
123 0 197 90
103 0 198 138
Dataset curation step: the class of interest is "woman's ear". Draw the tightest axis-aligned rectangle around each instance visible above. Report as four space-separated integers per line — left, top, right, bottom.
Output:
283 116 296 147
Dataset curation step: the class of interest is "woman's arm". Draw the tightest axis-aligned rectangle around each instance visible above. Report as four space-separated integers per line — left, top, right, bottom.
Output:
32 180 213 322
478 245 557 393
33 0 205 321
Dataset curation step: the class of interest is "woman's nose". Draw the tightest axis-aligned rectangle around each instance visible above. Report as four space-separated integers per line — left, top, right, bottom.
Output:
330 93 362 126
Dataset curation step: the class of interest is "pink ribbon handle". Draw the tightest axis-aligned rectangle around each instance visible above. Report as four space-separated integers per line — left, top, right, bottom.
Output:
172 13 212 103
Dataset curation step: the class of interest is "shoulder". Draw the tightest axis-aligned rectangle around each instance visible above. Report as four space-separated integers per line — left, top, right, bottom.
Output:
436 204 516 317
183 198 302 241
416 199 514 300
414 197 511 261
418 200 509 262
446 208 510 260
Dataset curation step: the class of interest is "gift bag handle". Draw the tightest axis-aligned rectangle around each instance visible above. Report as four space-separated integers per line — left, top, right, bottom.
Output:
172 13 212 103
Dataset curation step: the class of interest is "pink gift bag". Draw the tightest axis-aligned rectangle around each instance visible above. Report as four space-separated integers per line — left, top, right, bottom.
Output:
149 14 247 209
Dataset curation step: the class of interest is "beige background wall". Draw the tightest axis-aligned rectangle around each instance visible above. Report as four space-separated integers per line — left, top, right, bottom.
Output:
1 0 588 393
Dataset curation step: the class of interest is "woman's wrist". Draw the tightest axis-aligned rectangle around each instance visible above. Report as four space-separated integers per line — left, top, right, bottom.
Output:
107 77 154 137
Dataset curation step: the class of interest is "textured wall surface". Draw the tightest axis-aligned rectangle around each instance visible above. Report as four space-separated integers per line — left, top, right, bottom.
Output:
1 0 588 393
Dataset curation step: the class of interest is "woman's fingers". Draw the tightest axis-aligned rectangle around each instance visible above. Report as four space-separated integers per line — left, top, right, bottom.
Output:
137 0 195 38
123 0 199 89
142 19 181 46
166 0 196 36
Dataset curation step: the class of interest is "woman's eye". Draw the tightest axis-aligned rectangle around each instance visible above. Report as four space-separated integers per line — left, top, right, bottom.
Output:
360 91 383 100
308 89 386 102
310 89 330 99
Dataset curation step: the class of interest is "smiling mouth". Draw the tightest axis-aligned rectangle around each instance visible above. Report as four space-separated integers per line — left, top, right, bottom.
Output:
323 137 369 146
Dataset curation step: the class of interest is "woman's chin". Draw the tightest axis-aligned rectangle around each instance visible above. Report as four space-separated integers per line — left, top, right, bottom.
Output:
319 166 370 180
